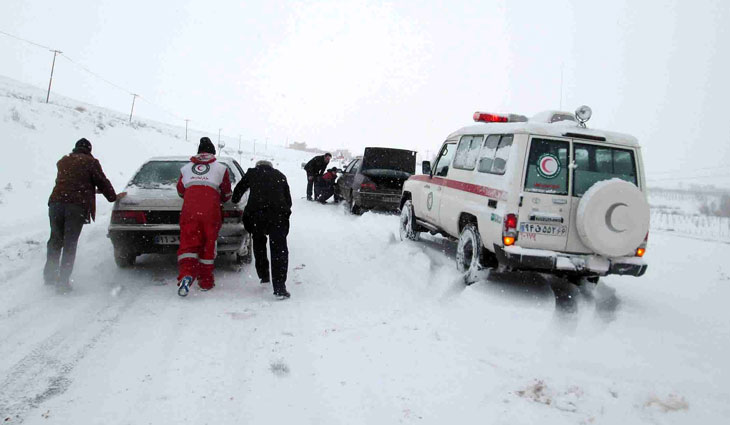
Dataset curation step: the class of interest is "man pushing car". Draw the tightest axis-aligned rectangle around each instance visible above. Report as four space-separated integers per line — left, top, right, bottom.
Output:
176 137 232 296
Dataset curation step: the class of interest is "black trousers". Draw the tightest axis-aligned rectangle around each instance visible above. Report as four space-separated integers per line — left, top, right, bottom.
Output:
44 203 86 285
248 214 290 293
316 185 336 203
306 175 314 200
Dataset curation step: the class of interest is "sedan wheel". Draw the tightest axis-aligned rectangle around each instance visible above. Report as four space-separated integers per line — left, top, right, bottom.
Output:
349 191 362 215
235 235 253 266
113 246 136 268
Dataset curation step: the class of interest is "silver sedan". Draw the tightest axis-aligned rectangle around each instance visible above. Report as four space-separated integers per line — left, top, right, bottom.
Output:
107 156 252 268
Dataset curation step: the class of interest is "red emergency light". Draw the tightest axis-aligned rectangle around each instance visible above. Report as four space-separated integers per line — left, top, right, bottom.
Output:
473 112 509 123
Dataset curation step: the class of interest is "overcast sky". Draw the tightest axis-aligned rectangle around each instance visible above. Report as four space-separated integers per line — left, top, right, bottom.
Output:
1 0 729 186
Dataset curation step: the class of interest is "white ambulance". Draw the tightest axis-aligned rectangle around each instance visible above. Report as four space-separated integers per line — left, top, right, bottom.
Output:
399 107 649 284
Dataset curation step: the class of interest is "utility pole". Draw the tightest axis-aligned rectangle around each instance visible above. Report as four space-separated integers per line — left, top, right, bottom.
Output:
46 50 62 103
129 94 138 123
559 63 564 110
218 129 226 152
184 119 190 141
238 135 242 164
253 139 256 155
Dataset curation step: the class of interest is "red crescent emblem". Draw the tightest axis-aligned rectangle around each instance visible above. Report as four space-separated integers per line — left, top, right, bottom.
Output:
540 157 557 176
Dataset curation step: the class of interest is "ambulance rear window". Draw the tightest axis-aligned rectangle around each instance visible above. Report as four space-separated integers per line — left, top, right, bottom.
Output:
524 138 569 195
573 144 637 196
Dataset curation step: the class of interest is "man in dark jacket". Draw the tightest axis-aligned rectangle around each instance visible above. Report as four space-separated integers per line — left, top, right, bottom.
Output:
304 153 331 200
44 138 120 290
232 160 292 299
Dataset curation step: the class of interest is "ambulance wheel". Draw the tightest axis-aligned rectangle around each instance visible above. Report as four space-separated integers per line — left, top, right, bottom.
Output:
399 200 421 241
456 223 484 285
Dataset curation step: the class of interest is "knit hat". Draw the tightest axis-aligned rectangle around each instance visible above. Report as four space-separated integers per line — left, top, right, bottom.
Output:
73 138 92 154
198 137 216 155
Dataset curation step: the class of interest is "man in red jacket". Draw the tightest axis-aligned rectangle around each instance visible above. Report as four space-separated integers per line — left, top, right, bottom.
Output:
175 137 232 296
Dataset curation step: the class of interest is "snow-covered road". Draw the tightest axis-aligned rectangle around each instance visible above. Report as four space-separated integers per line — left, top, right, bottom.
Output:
1 188 729 424
2 77 729 424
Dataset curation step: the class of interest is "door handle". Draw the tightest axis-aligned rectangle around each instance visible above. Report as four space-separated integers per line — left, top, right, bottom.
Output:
552 198 567 205
424 185 431 189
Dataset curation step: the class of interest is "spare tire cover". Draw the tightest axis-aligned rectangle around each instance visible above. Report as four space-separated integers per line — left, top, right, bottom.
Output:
576 179 649 257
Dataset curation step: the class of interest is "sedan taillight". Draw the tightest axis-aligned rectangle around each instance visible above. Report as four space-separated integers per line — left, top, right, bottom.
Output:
360 183 377 191
223 210 243 222
111 210 147 224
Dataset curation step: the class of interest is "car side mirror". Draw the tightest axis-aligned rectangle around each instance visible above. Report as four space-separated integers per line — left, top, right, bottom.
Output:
422 161 432 175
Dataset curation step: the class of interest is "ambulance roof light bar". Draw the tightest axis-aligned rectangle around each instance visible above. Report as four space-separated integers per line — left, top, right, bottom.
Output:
473 111 528 123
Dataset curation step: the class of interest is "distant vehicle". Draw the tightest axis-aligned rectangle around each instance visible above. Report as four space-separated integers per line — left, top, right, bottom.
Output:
337 147 417 214
108 156 253 268
399 107 649 284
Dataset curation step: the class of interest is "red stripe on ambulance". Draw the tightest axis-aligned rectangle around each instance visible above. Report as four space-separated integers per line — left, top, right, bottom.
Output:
409 175 506 200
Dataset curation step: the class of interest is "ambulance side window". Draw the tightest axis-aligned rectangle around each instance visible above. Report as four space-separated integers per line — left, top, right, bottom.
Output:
433 143 457 177
453 135 483 170
478 134 513 175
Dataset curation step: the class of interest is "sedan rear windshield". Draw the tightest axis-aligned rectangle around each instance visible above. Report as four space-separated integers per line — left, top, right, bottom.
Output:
131 160 237 187
573 144 637 196
131 161 188 187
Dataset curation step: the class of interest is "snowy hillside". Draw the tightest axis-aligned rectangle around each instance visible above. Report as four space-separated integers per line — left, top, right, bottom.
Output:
0 75 309 266
1 76 730 424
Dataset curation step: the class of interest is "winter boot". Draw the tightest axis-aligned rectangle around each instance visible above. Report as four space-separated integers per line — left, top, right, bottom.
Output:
56 281 72 294
178 276 193 297
274 289 290 300
199 282 215 291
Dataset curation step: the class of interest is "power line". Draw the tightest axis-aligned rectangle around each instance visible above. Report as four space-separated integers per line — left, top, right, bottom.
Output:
0 28 261 146
137 95 183 121
0 29 52 51
58 53 133 95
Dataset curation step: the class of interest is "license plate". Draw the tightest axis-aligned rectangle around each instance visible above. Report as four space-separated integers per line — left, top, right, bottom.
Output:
154 235 180 245
519 222 567 236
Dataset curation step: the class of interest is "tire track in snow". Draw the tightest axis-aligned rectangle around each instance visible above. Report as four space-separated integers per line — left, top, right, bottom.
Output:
0 289 139 423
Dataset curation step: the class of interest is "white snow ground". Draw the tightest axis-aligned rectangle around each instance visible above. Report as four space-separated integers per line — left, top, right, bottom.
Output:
1 76 729 424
